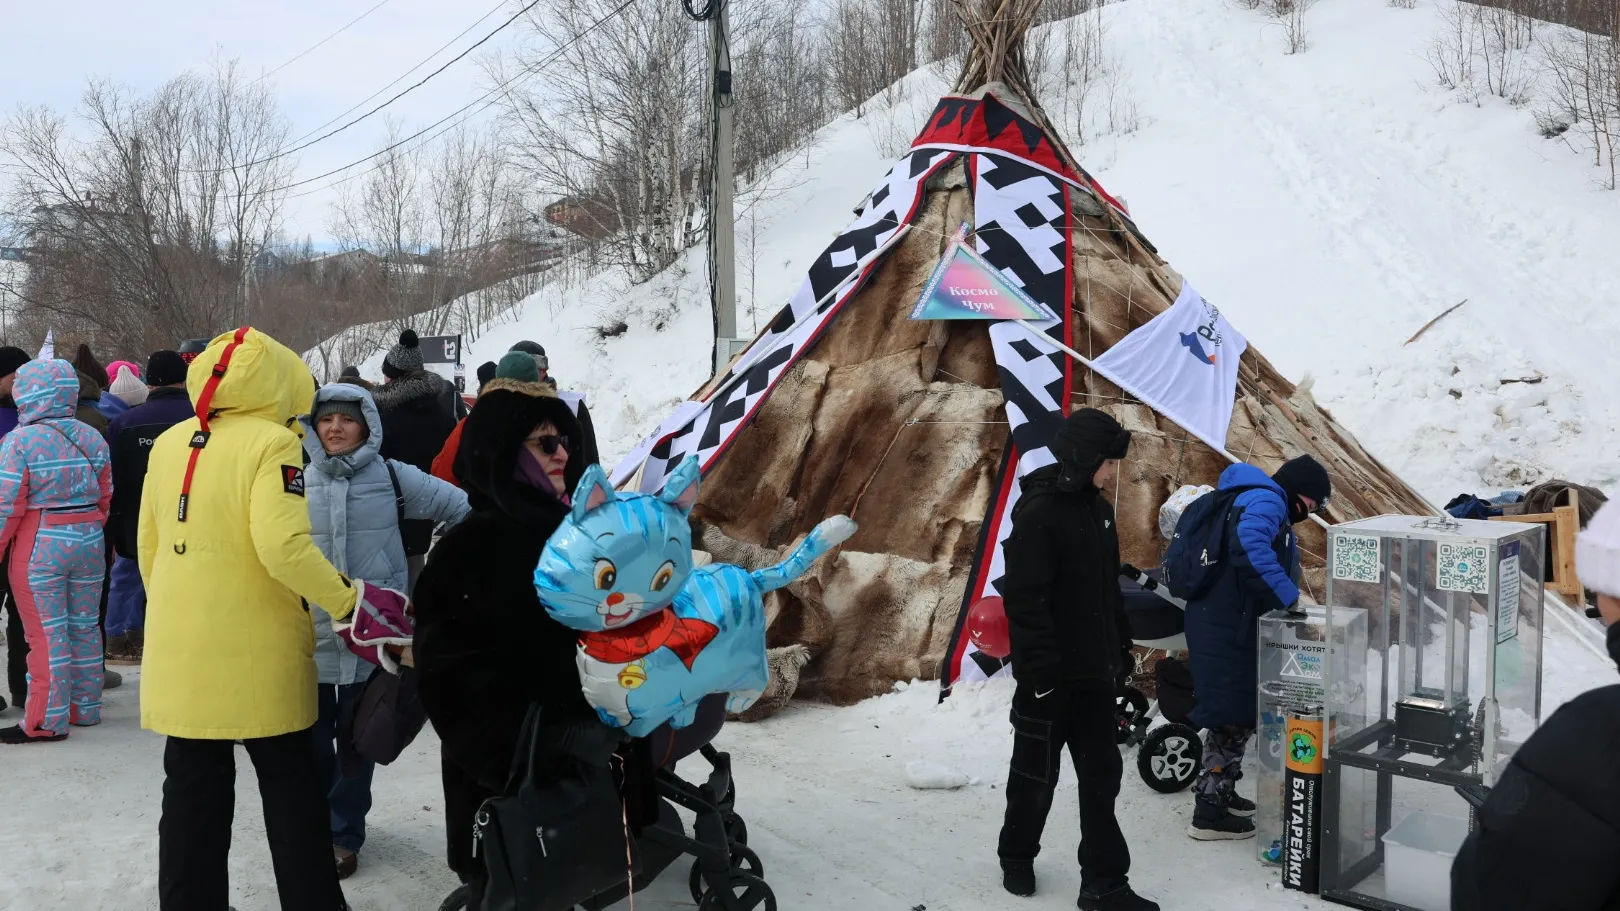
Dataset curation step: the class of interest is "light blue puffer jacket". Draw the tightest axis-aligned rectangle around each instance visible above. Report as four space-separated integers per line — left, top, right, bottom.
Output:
300 383 470 685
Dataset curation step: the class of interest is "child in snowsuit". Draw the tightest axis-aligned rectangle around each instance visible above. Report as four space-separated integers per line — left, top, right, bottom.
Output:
301 382 469 879
0 359 112 744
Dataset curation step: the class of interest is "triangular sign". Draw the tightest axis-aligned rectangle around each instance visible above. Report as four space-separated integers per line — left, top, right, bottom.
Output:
908 237 1058 322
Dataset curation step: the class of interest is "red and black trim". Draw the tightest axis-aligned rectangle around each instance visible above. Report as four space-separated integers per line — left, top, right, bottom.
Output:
939 445 1017 698
177 327 249 523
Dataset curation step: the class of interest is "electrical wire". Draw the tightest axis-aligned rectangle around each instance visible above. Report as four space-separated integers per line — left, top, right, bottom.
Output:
682 0 721 21
285 0 510 147
253 0 395 85
194 0 545 174
254 0 639 200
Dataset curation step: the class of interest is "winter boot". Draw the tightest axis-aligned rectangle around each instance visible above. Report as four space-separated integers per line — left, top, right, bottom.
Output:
103 667 122 689
0 724 67 744
1078 886 1161 911
1226 792 1256 817
1188 794 1256 840
1002 860 1037 897
335 846 358 880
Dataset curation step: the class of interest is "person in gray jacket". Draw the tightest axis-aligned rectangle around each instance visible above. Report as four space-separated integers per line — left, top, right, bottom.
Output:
300 382 470 880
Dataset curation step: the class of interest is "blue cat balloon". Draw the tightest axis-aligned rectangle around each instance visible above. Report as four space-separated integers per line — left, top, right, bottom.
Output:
535 456 857 737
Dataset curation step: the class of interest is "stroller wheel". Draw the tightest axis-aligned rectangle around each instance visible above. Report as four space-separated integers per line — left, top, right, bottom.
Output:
437 884 472 911
727 814 749 847
697 872 777 911
1138 723 1202 793
1115 686 1150 745
690 846 766 903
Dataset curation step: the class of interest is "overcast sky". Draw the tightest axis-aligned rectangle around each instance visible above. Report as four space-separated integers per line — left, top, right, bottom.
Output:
0 0 523 242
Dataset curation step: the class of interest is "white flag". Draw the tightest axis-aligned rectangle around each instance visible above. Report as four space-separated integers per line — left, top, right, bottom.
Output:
37 328 53 360
1091 282 1247 453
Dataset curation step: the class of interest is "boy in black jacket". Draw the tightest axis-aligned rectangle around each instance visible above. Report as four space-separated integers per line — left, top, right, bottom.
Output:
997 408 1158 911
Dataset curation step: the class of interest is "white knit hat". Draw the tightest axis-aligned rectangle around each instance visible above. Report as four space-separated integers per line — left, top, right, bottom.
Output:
1576 500 1620 598
109 369 148 408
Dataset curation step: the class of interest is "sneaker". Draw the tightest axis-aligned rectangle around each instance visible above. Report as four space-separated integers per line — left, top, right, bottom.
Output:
1226 793 1256 817
0 724 67 744
1002 860 1036 897
335 847 358 880
1188 795 1256 840
1078 886 1161 911
104 668 122 689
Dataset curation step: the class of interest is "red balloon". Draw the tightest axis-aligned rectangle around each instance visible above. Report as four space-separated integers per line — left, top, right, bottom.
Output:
967 595 1011 659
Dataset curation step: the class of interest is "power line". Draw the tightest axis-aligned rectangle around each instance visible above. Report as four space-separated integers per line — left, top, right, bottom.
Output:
253 0 396 85
257 0 639 201
196 0 544 174
286 0 509 147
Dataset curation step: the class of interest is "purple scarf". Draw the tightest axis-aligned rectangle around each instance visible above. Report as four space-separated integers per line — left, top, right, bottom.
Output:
515 448 570 505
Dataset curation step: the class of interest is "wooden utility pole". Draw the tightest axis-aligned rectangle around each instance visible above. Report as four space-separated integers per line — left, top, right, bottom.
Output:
708 0 737 376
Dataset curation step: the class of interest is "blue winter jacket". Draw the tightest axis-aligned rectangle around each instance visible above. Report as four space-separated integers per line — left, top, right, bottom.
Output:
300 383 470 685
1183 462 1300 729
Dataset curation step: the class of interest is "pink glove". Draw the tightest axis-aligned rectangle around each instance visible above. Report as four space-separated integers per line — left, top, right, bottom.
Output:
336 581 413 673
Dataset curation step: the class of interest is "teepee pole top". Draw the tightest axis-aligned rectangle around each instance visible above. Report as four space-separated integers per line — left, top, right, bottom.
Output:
952 0 1045 102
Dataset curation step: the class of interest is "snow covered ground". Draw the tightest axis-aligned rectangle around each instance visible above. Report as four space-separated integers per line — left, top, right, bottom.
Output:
2 616 1611 911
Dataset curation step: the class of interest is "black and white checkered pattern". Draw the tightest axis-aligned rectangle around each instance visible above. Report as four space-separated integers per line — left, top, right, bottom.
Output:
971 155 1072 606
624 148 957 493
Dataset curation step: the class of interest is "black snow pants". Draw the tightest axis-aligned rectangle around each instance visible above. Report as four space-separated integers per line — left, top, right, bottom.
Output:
998 681 1131 896
158 728 348 911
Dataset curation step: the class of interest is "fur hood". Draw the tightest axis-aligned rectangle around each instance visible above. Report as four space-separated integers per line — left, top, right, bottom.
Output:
371 369 446 412
454 377 582 527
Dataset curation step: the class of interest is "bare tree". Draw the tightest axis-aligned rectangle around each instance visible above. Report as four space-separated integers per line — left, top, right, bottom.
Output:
1 57 294 356
494 0 707 283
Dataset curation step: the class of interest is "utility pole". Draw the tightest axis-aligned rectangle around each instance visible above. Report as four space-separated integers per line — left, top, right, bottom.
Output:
708 0 737 377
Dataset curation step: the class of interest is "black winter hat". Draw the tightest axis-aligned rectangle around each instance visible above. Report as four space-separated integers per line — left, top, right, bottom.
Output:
145 350 188 387
475 360 498 390
382 329 425 379
339 365 362 379
0 347 30 378
1051 408 1131 483
1273 455 1331 507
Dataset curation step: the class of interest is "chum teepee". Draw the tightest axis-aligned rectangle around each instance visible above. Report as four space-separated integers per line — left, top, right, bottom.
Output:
612 0 1431 716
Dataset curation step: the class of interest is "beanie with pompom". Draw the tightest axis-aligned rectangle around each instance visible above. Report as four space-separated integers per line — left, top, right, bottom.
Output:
382 329 424 379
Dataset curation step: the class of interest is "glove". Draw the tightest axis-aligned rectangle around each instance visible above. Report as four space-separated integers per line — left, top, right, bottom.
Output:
335 581 414 673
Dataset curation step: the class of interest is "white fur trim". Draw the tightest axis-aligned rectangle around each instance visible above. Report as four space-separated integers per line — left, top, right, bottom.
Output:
1577 501 1620 597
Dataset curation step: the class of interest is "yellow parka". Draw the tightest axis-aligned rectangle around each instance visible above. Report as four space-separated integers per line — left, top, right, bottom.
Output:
139 329 360 740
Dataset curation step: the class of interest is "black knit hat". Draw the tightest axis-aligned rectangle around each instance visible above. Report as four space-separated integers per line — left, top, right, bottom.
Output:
475 360 498 389
1051 408 1131 483
145 350 188 387
382 330 424 379
339 365 361 379
1273 455 1331 507
0 347 29 378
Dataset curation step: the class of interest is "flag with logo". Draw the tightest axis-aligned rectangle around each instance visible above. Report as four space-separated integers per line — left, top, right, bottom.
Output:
1090 282 1247 453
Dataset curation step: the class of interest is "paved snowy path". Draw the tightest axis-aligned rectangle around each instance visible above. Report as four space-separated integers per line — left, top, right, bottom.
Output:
3 614 1609 910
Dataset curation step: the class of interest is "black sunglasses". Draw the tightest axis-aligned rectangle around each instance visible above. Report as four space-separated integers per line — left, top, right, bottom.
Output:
528 433 570 456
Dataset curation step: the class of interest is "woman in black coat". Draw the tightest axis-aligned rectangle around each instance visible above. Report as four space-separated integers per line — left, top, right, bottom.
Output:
412 374 644 901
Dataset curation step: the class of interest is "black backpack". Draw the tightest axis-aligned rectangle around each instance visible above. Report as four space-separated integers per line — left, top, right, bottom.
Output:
1162 485 1265 600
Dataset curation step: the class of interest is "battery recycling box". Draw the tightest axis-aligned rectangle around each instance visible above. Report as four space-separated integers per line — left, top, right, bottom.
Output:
1256 606 1367 868
1320 515 1545 911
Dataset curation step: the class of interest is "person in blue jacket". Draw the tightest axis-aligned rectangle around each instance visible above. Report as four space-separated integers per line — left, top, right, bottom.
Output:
300 381 469 880
103 351 196 660
1183 454 1329 841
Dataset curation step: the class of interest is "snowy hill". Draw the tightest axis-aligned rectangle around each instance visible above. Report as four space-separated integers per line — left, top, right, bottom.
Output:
325 0 1620 506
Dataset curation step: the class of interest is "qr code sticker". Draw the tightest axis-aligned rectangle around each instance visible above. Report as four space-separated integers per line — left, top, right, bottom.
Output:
1438 542 1489 594
1332 533 1381 583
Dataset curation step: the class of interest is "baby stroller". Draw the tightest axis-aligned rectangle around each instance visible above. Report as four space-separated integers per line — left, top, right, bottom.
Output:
440 694 774 911
1114 565 1205 795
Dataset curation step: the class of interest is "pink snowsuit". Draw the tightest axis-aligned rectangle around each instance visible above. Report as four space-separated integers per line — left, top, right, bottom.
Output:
0 360 113 737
